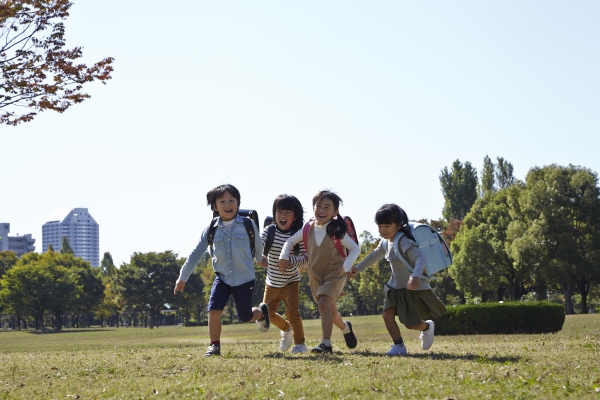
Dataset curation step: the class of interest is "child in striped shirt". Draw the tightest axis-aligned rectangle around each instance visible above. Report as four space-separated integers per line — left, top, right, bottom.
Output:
259 194 309 353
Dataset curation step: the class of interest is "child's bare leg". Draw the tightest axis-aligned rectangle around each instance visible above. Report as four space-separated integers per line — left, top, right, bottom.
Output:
404 321 428 331
208 310 223 342
317 295 335 339
382 307 402 341
329 299 345 330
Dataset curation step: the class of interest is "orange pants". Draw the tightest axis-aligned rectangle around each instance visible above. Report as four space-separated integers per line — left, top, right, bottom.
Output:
262 281 305 345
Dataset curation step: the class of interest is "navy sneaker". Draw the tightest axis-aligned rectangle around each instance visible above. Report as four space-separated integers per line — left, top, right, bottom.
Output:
311 343 333 353
343 321 357 349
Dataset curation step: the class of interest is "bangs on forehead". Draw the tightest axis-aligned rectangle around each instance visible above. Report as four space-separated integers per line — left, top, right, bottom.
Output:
312 190 342 209
275 196 296 211
375 209 395 225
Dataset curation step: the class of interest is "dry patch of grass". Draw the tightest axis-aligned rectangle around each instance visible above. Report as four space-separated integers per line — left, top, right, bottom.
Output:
0 315 598 399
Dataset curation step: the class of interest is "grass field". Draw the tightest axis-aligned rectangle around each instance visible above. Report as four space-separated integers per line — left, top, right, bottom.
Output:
1 314 599 399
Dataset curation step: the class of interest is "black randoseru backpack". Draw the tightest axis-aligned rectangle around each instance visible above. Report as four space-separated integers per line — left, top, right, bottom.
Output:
207 209 259 257
262 216 300 257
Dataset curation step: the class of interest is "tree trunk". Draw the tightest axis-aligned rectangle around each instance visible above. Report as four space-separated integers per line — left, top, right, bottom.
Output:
53 308 63 331
497 286 506 302
562 276 575 314
577 278 590 314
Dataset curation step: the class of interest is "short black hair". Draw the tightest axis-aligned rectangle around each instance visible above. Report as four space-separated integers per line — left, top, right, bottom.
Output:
272 194 304 231
206 184 241 211
375 203 415 241
375 203 408 226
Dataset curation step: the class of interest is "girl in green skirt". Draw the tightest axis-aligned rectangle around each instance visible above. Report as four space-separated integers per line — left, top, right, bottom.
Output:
350 204 447 356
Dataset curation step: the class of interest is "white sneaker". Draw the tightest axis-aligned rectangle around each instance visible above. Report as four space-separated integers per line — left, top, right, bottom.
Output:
386 343 408 356
419 320 435 350
291 343 307 354
280 329 293 351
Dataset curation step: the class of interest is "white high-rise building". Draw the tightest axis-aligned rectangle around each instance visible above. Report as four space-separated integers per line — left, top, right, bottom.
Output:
42 208 100 267
0 223 36 257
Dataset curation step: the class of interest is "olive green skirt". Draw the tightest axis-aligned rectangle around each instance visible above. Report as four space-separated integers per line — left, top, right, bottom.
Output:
384 286 447 326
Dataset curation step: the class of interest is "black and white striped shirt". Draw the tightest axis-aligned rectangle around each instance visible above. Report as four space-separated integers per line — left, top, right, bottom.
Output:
261 225 309 288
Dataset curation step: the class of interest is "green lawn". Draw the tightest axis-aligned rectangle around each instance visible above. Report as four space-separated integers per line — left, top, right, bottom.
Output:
0 314 599 399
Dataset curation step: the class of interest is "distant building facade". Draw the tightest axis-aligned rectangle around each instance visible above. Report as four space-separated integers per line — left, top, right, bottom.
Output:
42 208 100 267
0 223 36 257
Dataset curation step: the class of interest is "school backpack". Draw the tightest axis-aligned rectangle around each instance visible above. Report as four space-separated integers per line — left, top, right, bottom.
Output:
262 218 300 257
207 209 259 257
383 223 452 276
302 216 359 260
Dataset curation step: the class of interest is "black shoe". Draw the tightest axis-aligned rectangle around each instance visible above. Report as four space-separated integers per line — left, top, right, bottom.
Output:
204 344 220 357
311 343 333 354
256 302 270 332
343 321 357 349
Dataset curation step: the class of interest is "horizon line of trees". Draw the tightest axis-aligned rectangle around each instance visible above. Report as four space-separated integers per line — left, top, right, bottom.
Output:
1 159 599 332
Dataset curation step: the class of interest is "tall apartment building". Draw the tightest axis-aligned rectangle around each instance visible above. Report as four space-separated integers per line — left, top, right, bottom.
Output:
42 208 100 267
0 223 36 257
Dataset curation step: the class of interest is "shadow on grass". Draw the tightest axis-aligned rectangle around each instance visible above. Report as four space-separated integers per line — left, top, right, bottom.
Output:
262 352 345 362
25 329 116 335
353 350 521 363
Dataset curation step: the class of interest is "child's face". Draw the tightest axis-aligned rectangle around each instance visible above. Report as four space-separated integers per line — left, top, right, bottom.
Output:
313 197 337 225
378 223 402 240
214 191 239 221
275 209 295 231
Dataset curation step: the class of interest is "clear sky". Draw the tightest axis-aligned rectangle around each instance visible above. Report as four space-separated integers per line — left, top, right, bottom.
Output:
2 1 599 267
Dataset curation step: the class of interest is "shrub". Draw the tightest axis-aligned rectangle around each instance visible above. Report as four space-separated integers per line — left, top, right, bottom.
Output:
434 301 565 335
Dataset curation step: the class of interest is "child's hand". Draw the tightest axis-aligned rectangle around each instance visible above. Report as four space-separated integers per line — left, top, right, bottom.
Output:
407 276 420 290
174 279 186 294
278 259 292 272
259 256 268 269
346 267 357 279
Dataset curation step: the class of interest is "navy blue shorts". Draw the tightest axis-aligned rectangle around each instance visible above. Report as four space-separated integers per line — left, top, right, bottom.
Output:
207 275 255 322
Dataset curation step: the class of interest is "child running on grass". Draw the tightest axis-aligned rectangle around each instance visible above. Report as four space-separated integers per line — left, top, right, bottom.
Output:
259 194 309 353
350 203 446 356
174 184 269 357
279 190 361 353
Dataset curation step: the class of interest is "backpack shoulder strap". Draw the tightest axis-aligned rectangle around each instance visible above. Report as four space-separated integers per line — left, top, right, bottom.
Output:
263 224 276 256
302 220 314 257
241 217 256 258
207 217 220 255
393 231 414 273
332 236 347 260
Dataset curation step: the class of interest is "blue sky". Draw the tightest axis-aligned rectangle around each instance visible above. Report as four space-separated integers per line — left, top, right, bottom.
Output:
3 1 599 266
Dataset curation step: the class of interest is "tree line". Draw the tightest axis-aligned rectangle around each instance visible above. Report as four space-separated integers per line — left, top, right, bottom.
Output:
439 157 600 314
1 159 599 331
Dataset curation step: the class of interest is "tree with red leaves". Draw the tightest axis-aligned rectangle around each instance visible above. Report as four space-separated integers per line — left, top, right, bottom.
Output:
1 0 114 125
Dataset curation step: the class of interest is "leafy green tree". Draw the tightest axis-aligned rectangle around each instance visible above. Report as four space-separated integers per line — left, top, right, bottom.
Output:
0 250 19 315
0 252 81 331
450 185 529 301
60 236 74 254
440 159 478 221
118 251 181 328
1 0 114 125
495 157 516 189
509 164 600 314
480 155 496 197
0 250 18 278
68 258 104 328
170 264 205 326
100 252 117 277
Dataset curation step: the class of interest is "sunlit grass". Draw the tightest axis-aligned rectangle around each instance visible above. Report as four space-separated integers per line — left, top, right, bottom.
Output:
0 314 598 398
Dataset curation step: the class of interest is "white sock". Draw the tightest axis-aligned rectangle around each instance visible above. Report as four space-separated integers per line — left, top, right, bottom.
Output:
321 339 332 347
341 321 350 334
